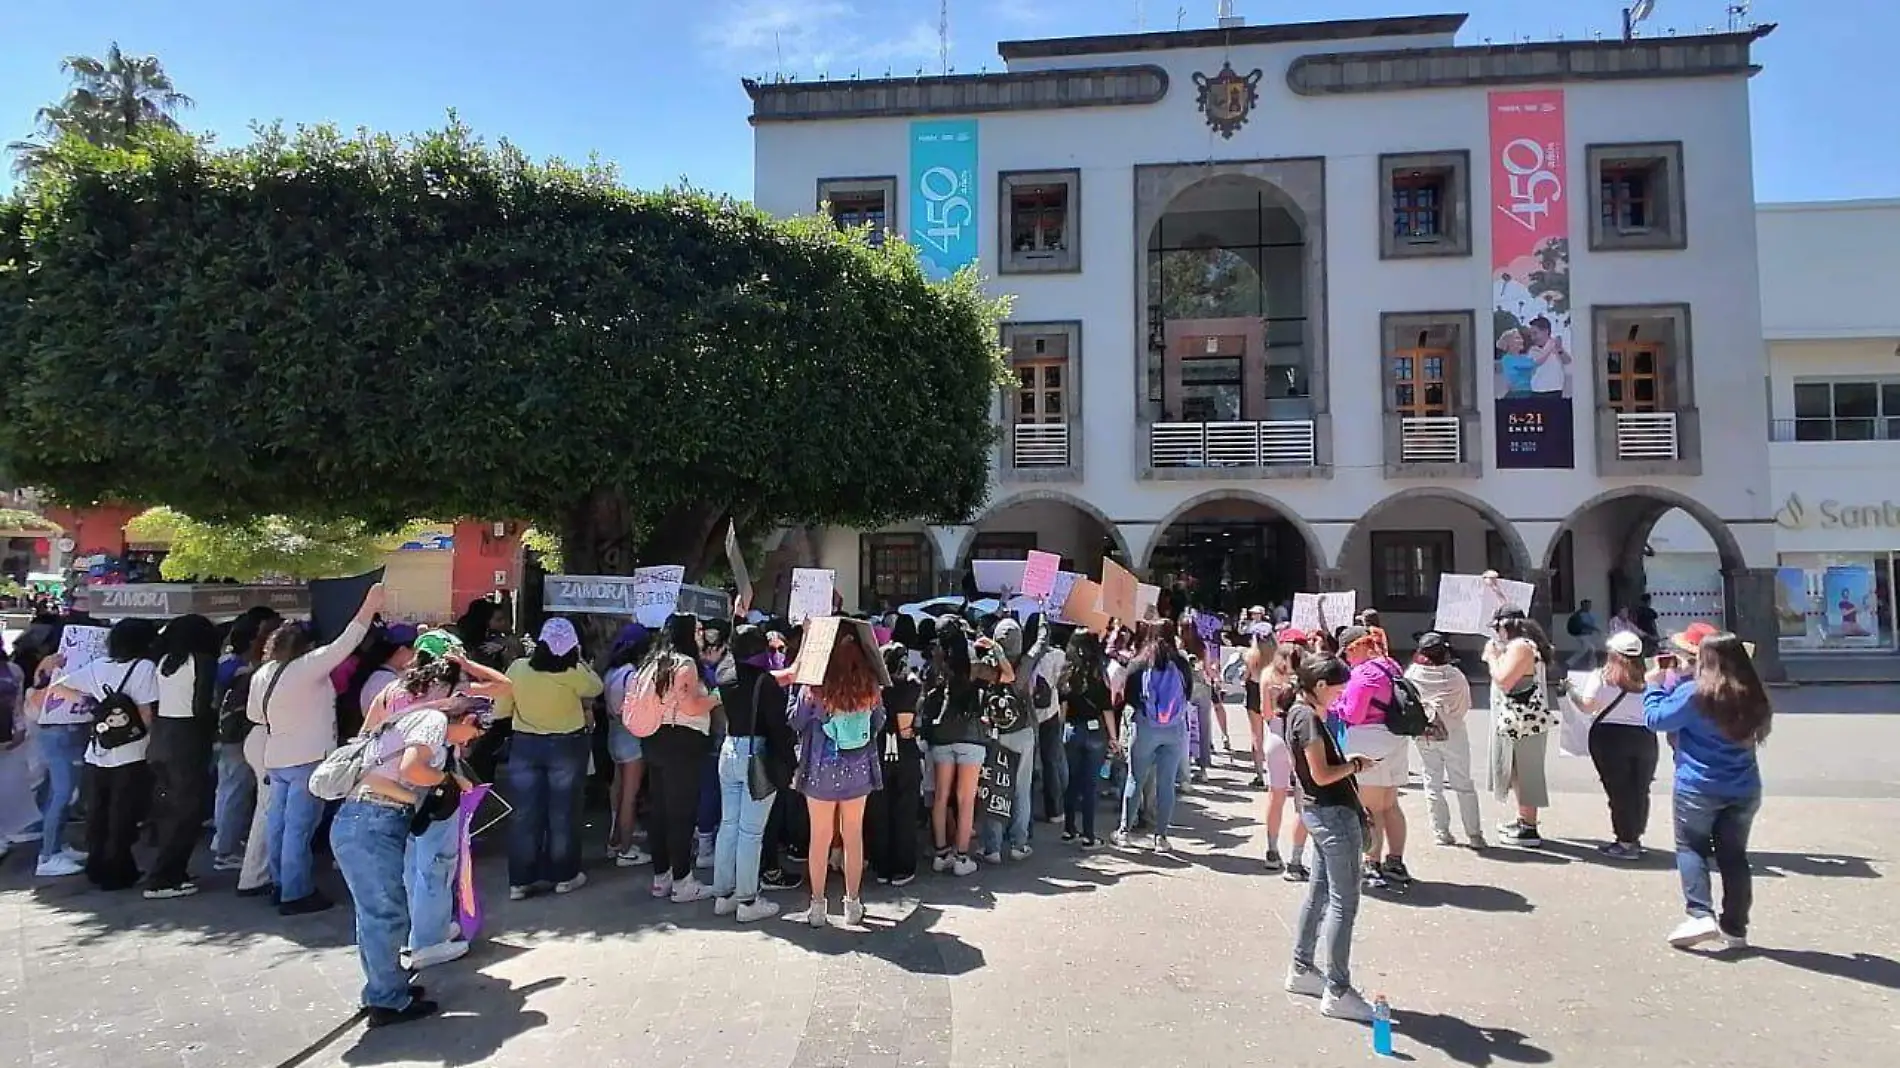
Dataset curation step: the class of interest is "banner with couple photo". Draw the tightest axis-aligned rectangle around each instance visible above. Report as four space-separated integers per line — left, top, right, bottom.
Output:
1490 89 1575 470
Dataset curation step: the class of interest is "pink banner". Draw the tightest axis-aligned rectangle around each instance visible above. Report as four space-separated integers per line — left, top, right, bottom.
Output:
1488 89 1576 469
1019 550 1061 600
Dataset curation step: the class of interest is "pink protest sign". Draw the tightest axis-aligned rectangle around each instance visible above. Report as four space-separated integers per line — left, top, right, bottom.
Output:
1019 551 1061 600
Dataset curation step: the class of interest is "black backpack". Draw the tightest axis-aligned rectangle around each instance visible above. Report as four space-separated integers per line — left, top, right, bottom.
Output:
91 663 148 751
1371 665 1433 738
1566 614 1585 637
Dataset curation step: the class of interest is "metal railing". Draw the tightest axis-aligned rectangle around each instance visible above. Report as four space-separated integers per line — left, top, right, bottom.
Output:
1011 423 1069 468
1615 411 1680 461
1770 417 1900 442
1399 415 1463 464
1150 420 1317 468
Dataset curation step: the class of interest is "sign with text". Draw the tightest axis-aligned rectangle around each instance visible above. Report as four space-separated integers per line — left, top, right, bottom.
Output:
1099 559 1139 623
1020 551 1061 600
542 569 718 624
1489 89 1575 470
1291 591 1357 635
57 625 110 672
1433 573 1536 636
1134 583 1161 622
972 559 1027 596
93 583 310 620
788 568 836 624
908 119 979 281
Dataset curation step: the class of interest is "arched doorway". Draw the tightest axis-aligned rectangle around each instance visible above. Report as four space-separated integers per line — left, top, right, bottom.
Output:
954 491 1130 597
1142 490 1324 615
1545 487 1750 646
1336 488 1534 634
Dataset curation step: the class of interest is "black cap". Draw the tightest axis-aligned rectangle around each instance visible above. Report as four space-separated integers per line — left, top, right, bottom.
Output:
1416 631 1450 652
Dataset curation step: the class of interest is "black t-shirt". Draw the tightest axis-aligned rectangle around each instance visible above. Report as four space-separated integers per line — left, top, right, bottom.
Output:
1284 700 1359 811
1060 677 1112 731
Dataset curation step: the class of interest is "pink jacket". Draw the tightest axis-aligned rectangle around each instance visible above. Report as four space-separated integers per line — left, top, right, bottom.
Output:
1332 656 1403 727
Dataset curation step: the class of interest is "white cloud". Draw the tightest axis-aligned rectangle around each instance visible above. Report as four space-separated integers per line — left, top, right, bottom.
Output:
706 0 944 77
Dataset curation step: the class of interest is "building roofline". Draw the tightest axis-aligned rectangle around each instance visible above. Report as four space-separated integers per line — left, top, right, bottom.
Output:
1758 197 1900 213
997 13 1469 62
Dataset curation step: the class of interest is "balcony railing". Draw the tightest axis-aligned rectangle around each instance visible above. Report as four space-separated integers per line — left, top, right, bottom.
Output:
1771 417 1900 442
1150 420 1317 469
1011 422 1070 468
1399 415 1463 464
1615 411 1680 461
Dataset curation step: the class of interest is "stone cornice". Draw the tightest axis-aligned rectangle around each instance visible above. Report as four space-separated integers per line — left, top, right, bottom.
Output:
743 66 1169 124
997 14 1468 62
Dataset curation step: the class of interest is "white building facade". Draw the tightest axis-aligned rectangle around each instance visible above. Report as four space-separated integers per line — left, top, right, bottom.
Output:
1650 199 1900 679
746 12 1785 675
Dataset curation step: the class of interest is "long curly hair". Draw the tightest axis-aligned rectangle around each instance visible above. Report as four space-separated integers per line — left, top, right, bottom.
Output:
815 627 881 712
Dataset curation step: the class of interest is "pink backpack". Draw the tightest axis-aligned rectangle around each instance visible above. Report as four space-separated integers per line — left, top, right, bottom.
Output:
620 661 667 738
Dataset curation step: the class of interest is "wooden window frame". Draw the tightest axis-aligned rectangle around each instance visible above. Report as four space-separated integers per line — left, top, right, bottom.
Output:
1604 338 1668 414
817 176 897 244
1390 344 1454 418
1014 358 1066 424
998 169 1081 274
1378 151 1471 260
859 532 930 608
1370 530 1454 612
1586 143 1687 252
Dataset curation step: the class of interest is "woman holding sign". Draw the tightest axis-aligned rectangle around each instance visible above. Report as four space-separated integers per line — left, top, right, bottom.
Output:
1484 609 1558 848
785 621 886 928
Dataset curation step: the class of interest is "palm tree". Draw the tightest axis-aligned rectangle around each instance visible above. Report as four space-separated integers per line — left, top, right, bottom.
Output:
6 42 193 177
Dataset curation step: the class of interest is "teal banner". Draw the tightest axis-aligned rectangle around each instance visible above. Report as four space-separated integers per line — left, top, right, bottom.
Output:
908 119 979 280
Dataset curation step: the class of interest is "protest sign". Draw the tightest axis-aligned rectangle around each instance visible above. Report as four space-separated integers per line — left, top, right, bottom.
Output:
1291 591 1357 635
57 625 110 672
453 784 492 941
1041 571 1082 621
1099 559 1138 622
1134 583 1161 621
978 745 1021 822
972 559 1028 596
792 616 892 688
1020 551 1061 600
788 568 836 624
630 565 687 627
1434 573 1535 636
724 521 752 606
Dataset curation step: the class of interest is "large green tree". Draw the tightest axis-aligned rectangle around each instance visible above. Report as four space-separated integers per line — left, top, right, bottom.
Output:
7 43 193 177
0 123 1006 580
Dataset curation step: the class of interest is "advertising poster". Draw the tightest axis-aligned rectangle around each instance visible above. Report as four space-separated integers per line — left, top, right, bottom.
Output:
1489 89 1575 469
1821 565 1876 640
1774 567 1810 639
908 119 979 280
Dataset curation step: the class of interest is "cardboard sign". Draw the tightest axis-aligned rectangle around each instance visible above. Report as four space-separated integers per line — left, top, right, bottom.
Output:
1099 559 1139 622
1040 571 1082 622
1062 578 1110 635
788 568 835 624
1434 573 1536 636
629 566 687 627
724 521 752 606
1019 551 1061 599
57 625 110 672
1291 591 1358 635
972 559 1028 596
1134 583 1161 621
791 616 893 689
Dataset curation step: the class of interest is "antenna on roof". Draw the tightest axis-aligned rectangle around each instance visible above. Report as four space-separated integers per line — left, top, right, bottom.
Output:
1176 5 1186 30
939 0 950 76
1726 1 1751 31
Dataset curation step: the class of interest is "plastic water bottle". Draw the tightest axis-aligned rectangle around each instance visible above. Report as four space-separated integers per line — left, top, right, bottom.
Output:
1371 994 1393 1056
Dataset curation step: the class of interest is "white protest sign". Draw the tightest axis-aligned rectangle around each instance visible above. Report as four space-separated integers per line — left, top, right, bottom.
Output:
1433 573 1536 636
58 625 110 672
972 559 1027 596
724 521 752 606
1019 551 1061 600
1041 571 1082 622
1291 592 1357 635
788 568 836 624
1134 583 1161 621
630 566 687 627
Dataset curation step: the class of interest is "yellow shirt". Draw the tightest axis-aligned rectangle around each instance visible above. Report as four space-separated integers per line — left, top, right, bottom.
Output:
502 660 605 735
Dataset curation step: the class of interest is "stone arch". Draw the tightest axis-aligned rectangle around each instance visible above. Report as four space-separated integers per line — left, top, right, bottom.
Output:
1138 488 1327 575
1546 485 1747 574
1335 487 1535 577
953 489 1133 572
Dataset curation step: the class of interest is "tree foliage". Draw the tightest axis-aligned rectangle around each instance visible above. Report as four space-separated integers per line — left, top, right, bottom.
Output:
0 121 1007 578
6 43 193 177
124 508 388 582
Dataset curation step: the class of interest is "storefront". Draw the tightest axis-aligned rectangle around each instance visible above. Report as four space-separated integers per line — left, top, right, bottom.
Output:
1771 492 1900 655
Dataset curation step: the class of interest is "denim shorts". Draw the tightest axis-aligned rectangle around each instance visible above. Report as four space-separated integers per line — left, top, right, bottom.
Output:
606 718 644 764
928 742 986 767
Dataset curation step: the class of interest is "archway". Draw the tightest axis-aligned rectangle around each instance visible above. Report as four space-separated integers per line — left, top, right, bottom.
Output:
1335 487 1535 634
1142 489 1325 615
1545 486 1750 646
954 490 1131 596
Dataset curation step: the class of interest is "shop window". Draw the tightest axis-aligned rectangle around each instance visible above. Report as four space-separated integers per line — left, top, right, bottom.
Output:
1776 553 1896 652
817 177 897 245
1371 530 1453 612
999 170 1080 273
1379 151 1471 259
1587 143 1686 251
859 532 928 608
1788 379 1900 442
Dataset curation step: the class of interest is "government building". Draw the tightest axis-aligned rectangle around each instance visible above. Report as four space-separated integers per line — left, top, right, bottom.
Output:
744 12 1790 673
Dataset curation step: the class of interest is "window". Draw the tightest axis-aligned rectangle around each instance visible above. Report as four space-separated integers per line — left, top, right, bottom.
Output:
1179 355 1244 422
1788 379 1900 441
1591 305 1699 475
859 533 929 608
1604 339 1667 413
1003 323 1080 473
817 177 897 245
999 170 1080 273
970 533 1037 560
1381 313 1475 471
1391 346 1452 417
1370 530 1453 611
1587 143 1686 251
1379 151 1471 259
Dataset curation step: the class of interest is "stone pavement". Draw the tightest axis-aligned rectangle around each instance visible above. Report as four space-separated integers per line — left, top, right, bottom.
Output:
3 707 1896 1068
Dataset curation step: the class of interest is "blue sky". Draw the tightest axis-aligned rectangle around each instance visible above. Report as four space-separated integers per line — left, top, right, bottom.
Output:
1 0 1890 202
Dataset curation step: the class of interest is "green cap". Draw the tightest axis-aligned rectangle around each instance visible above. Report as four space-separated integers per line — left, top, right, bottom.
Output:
412 629 465 663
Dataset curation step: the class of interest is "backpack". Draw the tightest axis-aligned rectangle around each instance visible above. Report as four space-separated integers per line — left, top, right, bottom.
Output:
1566 614 1585 637
621 658 689 739
218 665 257 745
1370 665 1433 738
308 716 402 801
91 663 148 751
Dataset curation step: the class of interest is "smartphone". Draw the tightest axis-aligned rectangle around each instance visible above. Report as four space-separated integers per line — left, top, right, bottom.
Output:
1654 652 1677 669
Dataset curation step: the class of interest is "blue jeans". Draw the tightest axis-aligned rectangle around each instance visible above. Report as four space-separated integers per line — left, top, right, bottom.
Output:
1062 725 1108 838
265 762 324 901
982 728 1036 855
1293 804 1366 996
34 723 88 862
712 736 774 900
406 815 459 950
1673 789 1761 937
504 731 589 887
1120 721 1186 834
329 799 417 1011
212 742 255 858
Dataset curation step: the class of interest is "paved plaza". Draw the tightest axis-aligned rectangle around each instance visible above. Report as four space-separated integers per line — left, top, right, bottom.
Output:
4 699 1896 1068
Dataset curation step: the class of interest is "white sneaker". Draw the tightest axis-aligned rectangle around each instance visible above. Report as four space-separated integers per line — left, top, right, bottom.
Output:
670 875 714 904
931 852 953 873
1109 829 1131 849
60 847 88 864
714 895 740 916
951 854 978 877
615 846 652 867
650 873 674 899
1320 987 1375 1022
980 850 1003 865
736 897 780 923
211 854 244 872
408 939 470 969
35 854 84 878
508 885 530 901
142 882 199 900
1154 836 1173 853
1433 830 1457 847
554 872 588 895
1284 966 1325 998
1008 845 1033 861
786 897 829 928
842 897 865 926
1668 916 1723 949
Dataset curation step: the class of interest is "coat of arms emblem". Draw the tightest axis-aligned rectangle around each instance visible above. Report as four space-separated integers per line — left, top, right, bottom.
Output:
1192 62 1263 139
